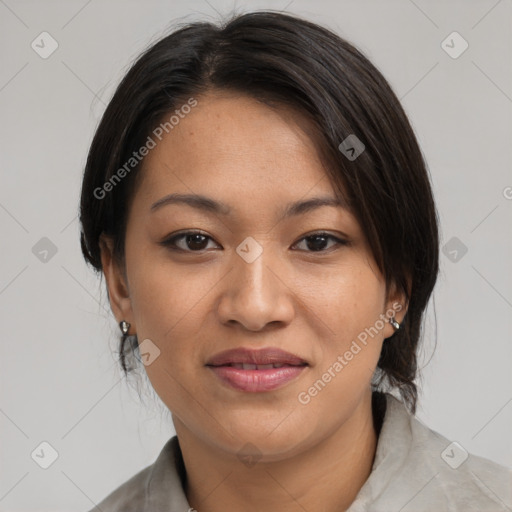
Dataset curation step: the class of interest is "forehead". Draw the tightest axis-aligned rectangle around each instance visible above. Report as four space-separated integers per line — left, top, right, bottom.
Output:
136 91 339 200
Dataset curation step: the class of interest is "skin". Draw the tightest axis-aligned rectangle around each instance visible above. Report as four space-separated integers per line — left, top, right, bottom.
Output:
100 90 408 512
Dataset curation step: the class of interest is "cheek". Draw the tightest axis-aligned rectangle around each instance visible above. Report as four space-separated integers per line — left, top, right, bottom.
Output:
300 262 386 385
300 261 385 339
126 246 215 338
296 272 385 416
126 256 213 413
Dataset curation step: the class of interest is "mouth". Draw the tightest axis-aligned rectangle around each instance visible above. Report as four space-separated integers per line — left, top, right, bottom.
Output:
214 362 306 370
206 347 308 392
206 347 308 367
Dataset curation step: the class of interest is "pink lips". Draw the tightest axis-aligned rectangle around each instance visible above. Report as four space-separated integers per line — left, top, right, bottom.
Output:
206 347 308 392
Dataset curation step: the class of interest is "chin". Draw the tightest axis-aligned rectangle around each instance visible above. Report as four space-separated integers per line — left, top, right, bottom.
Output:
212 415 314 460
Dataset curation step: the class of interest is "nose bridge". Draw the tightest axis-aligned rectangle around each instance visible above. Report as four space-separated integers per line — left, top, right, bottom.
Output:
234 235 277 302
218 236 293 330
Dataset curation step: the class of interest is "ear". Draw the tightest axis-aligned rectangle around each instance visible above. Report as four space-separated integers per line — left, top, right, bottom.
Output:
382 277 410 340
99 234 135 334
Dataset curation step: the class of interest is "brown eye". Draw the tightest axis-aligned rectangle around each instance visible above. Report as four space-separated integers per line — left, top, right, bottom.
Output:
183 233 209 250
292 232 348 252
161 231 348 254
161 231 219 252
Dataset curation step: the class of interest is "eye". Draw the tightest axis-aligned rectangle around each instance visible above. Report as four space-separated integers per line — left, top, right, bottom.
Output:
292 232 348 252
161 231 220 252
161 230 349 253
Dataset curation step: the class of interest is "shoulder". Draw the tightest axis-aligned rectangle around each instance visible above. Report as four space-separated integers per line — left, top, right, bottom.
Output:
88 436 188 512
368 394 512 511
88 463 153 512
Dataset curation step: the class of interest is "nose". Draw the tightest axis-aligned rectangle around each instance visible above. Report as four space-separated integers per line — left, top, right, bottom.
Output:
216 242 295 332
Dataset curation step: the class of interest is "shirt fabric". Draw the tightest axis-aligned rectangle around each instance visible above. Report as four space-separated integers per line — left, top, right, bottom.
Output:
90 392 512 511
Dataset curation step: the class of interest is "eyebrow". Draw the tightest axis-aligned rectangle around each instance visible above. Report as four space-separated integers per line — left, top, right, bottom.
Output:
150 193 348 220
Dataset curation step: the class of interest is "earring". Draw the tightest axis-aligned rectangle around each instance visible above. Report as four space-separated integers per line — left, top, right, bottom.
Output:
119 320 131 336
389 316 400 331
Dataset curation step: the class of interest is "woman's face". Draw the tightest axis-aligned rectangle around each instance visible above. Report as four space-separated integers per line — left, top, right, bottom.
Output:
102 90 405 460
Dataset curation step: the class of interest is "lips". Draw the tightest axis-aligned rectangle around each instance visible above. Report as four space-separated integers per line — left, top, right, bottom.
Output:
206 347 308 368
223 362 295 370
206 347 308 392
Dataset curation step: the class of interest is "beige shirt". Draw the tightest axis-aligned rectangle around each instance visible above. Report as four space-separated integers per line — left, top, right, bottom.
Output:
90 393 512 511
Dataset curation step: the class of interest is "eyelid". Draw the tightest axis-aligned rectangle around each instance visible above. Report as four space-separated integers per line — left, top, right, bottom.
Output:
291 231 349 252
293 230 348 243
160 230 220 252
160 230 350 253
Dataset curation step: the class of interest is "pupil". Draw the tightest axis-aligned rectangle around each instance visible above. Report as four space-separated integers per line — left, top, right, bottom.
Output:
307 235 327 251
187 234 207 250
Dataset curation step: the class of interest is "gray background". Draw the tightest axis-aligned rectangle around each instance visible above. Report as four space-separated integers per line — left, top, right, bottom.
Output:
1 0 511 510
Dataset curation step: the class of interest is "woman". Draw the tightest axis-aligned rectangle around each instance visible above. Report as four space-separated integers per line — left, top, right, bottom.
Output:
80 10 511 512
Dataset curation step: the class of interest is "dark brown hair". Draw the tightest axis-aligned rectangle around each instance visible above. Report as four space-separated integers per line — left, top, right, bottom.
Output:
80 10 439 414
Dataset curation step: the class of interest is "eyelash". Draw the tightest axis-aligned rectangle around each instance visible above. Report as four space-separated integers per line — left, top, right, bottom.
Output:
160 231 349 254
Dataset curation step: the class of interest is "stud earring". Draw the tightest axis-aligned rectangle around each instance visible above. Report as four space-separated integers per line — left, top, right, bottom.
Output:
389 316 400 331
119 320 131 336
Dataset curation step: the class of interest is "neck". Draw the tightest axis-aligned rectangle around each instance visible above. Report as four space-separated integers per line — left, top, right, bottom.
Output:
174 389 378 512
